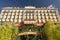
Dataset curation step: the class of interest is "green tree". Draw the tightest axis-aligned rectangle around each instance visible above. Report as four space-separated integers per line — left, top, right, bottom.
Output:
43 21 56 40
55 23 60 40
0 22 19 40
0 22 12 40
11 25 18 40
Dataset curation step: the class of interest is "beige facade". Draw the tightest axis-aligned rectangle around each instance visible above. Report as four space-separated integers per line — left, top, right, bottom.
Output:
0 6 60 24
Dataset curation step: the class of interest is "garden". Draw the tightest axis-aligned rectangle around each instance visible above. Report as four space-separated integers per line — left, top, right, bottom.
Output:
0 21 60 40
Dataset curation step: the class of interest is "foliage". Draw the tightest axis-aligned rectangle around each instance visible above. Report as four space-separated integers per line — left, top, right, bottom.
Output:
54 23 60 40
42 21 56 40
32 35 37 40
0 22 18 40
21 26 30 32
21 26 39 32
0 22 12 40
11 25 18 40
31 27 39 32
1 21 60 40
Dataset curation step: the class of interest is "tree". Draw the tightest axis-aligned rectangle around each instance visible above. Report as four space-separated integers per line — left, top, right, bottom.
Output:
42 21 56 40
0 22 12 40
0 22 18 40
54 23 60 40
11 25 18 40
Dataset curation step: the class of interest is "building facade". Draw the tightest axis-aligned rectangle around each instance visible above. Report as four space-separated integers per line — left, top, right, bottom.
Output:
0 6 60 26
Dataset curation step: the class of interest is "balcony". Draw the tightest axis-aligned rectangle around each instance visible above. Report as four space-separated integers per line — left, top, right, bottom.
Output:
14 23 23 26
36 23 44 26
24 21 37 24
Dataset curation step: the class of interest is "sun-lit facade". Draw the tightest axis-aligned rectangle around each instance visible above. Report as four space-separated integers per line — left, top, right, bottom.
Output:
0 6 60 40
0 6 60 26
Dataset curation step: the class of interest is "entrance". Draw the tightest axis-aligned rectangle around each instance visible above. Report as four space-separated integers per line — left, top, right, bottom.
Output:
19 34 41 40
18 32 41 40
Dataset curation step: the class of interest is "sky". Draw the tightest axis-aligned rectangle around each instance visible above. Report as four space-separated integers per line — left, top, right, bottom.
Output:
0 0 60 13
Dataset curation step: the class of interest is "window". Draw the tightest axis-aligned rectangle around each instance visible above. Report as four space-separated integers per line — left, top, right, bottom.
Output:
15 16 18 18
51 19 53 21
50 16 53 19
7 16 10 18
55 19 57 22
39 20 41 23
27 16 29 19
23 16 26 19
41 13 44 16
12 13 15 15
50 10 53 13
27 13 29 15
49 13 51 16
45 10 47 13
52 13 55 16
45 16 49 19
42 16 45 19
6 10 9 12
48 10 50 13
42 20 46 23
10 19 13 22
0 15 3 18
45 13 48 16
5 13 7 15
41 10 43 13
16 13 18 15
38 16 41 19
0 19 1 21
20 13 22 15
11 16 14 18
38 10 40 13
19 16 22 19
18 19 21 22
2 18 5 21
9 10 12 12
31 16 33 19
36 11 38 13
51 10 56 13
24 13 26 15
53 16 56 19
16 10 19 12
3 15 6 18
20 10 23 13
6 19 9 21
13 10 15 12
30 13 32 15
14 19 17 22
38 13 40 15
24 10 26 12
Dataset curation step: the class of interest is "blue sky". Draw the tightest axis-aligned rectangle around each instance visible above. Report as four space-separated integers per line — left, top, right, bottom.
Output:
0 0 60 13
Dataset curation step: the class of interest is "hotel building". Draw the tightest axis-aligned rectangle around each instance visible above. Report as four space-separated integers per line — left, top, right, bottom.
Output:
0 6 60 40
0 6 60 26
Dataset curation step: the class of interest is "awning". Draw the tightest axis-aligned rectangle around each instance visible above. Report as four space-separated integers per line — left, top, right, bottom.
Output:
18 32 40 36
24 21 36 24
14 23 22 26
36 23 44 26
